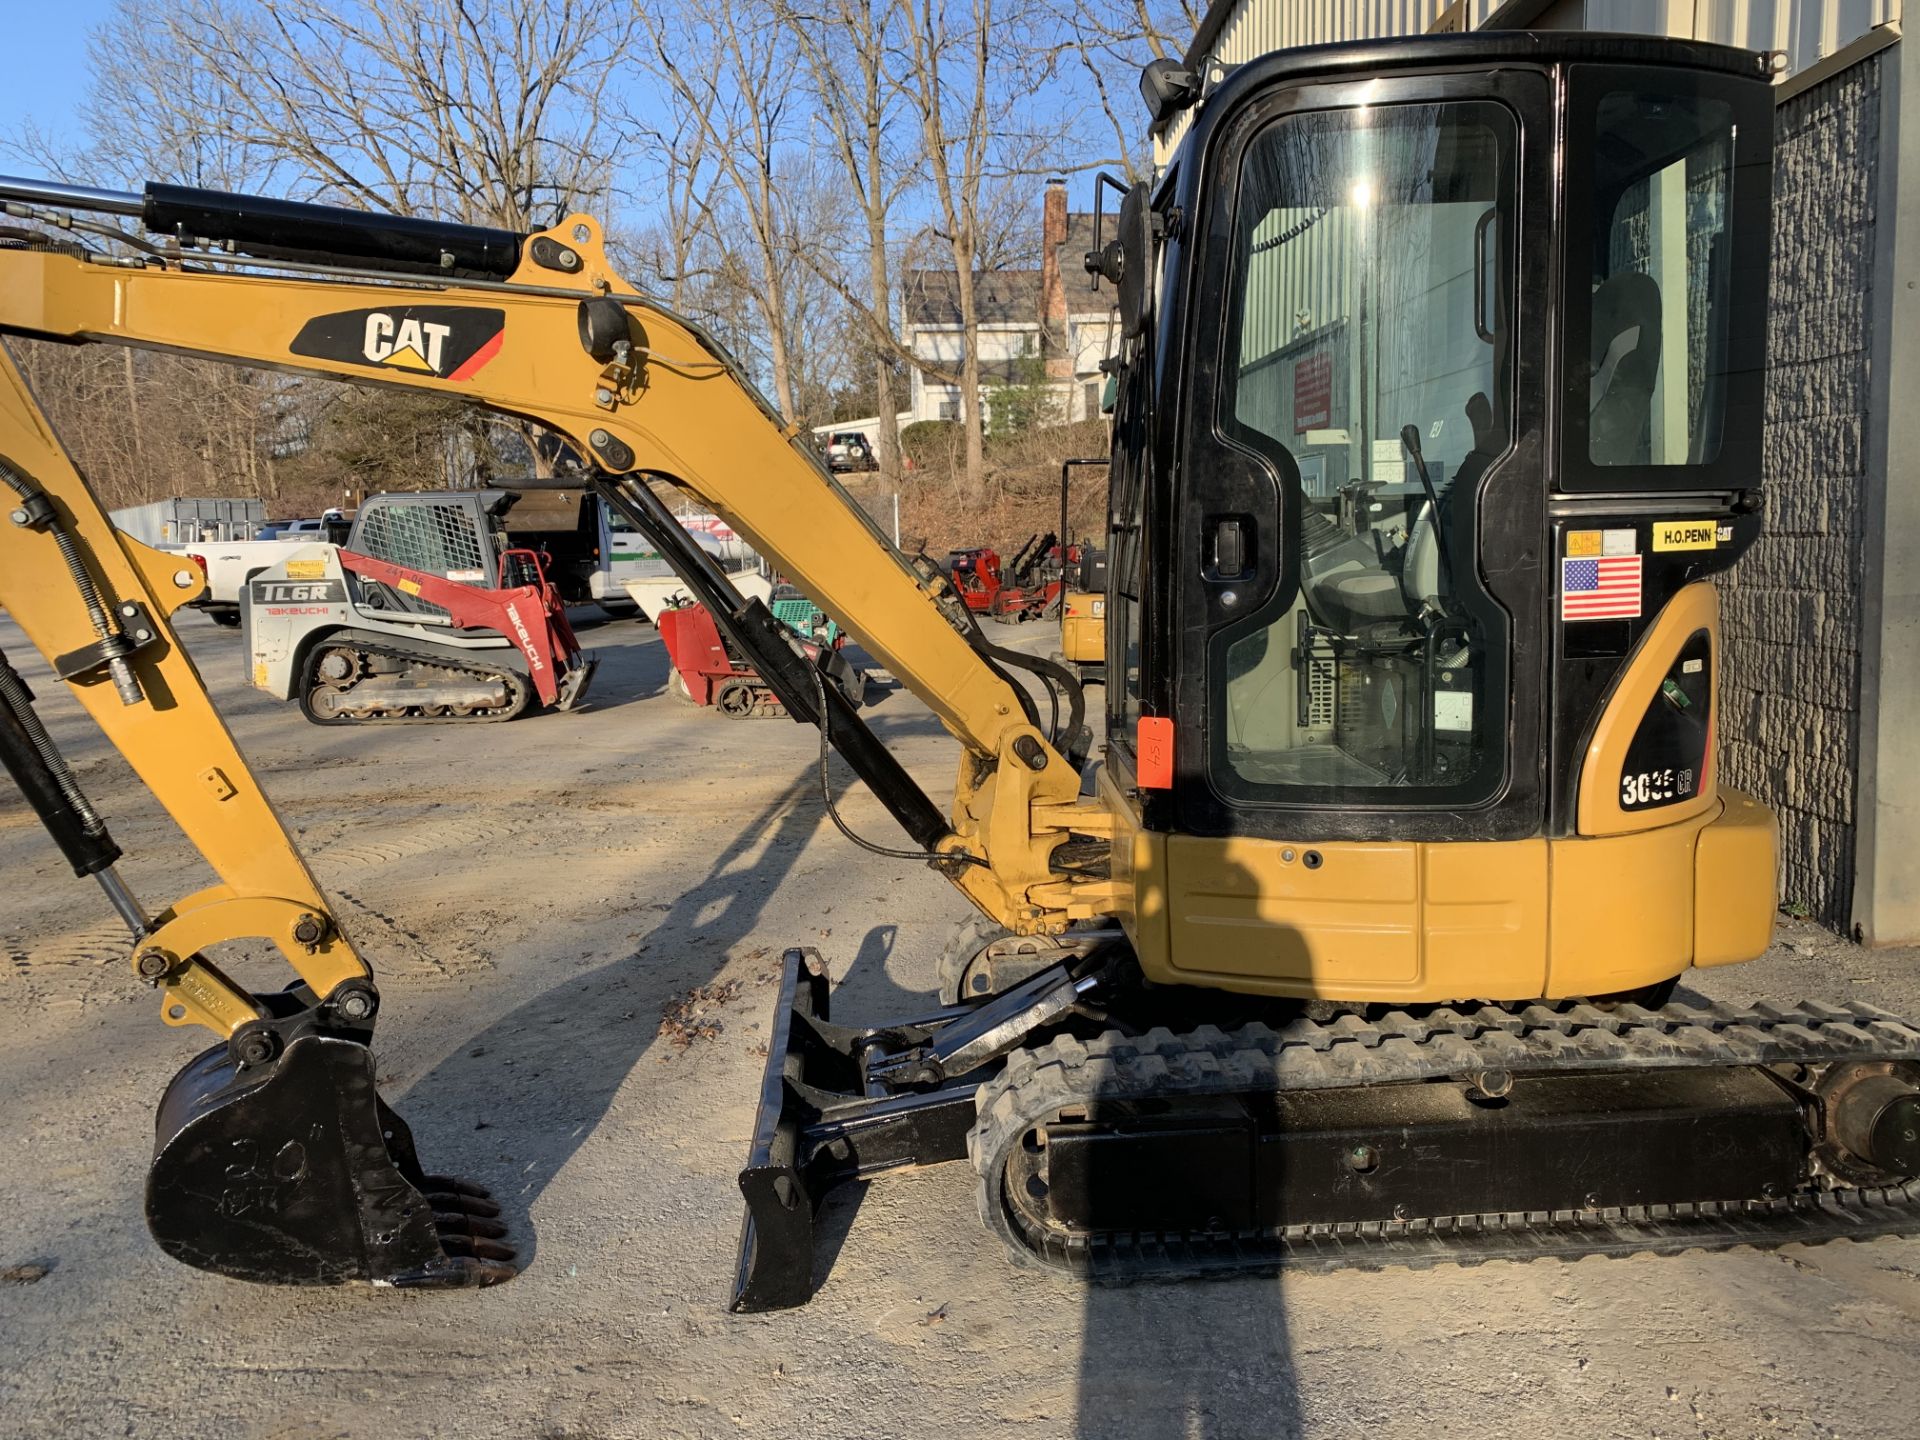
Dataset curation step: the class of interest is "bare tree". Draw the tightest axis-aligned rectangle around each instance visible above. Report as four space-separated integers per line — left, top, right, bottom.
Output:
774 0 919 482
886 0 1064 498
637 0 817 427
1040 0 1201 181
619 108 722 315
139 0 636 228
88 0 643 479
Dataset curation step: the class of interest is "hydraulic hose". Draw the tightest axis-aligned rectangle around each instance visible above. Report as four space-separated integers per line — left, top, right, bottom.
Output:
0 455 143 704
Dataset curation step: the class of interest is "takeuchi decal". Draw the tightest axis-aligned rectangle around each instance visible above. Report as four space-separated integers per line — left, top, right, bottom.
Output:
289 305 505 381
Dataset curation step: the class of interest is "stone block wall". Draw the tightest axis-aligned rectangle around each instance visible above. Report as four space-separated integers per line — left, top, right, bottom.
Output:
1720 56 1881 927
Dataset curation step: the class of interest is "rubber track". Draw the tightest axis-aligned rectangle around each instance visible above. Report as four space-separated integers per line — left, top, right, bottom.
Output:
969 999 1920 1281
306 638 530 724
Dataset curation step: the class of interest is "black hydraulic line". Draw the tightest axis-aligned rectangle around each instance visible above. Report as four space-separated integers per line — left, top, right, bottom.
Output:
0 648 120 877
592 473 953 854
0 456 143 705
807 664 984 868
978 640 1085 759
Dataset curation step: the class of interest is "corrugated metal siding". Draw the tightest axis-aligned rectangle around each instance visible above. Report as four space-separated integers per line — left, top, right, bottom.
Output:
1159 0 1505 159
1164 0 1903 165
1212 0 1501 62
1696 0 1898 75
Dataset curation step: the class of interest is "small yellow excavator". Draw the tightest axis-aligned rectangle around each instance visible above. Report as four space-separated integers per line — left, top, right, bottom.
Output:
1055 459 1109 685
3 32 1919 1313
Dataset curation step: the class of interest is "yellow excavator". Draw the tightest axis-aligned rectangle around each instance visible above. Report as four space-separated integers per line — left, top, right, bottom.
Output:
1055 458 1109 686
4 33 1919 1313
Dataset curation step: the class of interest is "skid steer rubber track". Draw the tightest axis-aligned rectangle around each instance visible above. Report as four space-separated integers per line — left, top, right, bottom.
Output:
969 999 1920 1283
299 638 532 724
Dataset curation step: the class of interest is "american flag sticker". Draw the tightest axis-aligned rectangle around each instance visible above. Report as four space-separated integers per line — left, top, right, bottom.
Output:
1561 555 1643 620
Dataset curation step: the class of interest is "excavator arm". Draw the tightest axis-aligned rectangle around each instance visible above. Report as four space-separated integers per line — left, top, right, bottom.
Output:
0 175 1110 1289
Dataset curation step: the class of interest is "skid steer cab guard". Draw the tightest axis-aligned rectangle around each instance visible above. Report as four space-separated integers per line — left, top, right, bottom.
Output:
245 489 597 723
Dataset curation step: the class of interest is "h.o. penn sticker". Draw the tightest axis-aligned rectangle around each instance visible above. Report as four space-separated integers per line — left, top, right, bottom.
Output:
1653 519 1719 552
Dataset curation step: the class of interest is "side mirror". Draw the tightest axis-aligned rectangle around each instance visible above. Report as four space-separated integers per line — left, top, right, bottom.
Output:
1085 174 1156 340
1115 182 1153 339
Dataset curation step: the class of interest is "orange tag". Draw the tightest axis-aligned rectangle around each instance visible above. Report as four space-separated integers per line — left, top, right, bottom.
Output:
1137 716 1174 789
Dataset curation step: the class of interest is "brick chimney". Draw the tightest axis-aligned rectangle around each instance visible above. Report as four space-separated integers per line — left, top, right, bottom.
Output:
1040 178 1071 379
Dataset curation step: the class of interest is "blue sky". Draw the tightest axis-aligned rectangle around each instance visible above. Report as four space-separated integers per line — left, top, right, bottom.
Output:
1 1 118 159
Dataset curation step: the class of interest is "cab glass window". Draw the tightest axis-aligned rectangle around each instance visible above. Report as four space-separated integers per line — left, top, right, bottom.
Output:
1583 93 1735 466
1212 100 1515 804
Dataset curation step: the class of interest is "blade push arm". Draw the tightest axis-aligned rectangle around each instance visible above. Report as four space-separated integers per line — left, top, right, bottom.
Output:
0 181 1115 937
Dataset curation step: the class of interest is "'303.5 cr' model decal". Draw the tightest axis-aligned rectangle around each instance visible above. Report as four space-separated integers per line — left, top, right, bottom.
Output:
289 306 505 381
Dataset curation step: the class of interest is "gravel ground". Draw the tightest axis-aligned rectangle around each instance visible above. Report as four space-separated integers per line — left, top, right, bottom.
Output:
2 608 1918 1440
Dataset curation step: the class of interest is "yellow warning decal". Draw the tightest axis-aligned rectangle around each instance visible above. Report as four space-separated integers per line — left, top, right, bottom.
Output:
1653 520 1719 551
398 579 423 596
285 558 328 579
251 662 268 688
1566 530 1603 557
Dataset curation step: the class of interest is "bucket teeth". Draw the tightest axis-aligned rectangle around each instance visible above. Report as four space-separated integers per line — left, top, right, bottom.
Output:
391 1255 519 1288
425 1177 517 1277
428 1188 502 1219
438 1233 516 1263
434 1211 509 1240
424 1174 491 1198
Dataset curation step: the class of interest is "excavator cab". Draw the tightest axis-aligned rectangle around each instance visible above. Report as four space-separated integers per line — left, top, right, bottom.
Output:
1091 34 1779 999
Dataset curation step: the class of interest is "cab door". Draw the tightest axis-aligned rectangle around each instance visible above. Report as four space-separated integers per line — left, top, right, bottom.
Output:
1157 68 1558 999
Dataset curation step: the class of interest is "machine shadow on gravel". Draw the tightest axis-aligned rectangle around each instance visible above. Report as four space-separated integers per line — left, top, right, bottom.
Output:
1078 1274 1301 1438
396 760 835 1270
1068 844 1303 1438
395 712 960 1275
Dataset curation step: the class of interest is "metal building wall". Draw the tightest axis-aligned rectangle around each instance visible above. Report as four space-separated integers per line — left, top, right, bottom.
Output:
1157 1 1504 158
1692 0 1897 75
1208 0 1499 62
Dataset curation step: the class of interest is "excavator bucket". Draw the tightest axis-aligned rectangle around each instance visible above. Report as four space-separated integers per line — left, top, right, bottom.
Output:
147 1030 515 1287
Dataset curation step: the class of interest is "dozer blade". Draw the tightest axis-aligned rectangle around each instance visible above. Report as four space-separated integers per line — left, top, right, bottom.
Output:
148 1030 516 1287
555 654 599 712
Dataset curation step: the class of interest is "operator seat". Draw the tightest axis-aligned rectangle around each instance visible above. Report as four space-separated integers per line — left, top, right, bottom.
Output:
1587 270 1663 465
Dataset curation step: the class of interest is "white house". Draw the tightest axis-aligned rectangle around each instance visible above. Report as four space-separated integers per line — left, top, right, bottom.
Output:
900 181 1122 427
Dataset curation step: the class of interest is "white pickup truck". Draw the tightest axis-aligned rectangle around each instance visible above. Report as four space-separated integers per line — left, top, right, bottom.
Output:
174 537 339 626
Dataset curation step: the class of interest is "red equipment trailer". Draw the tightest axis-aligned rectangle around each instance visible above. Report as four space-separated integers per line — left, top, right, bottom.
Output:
658 600 865 718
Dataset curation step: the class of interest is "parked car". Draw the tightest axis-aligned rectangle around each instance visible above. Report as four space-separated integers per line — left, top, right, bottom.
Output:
256 511 351 542
823 431 875 473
